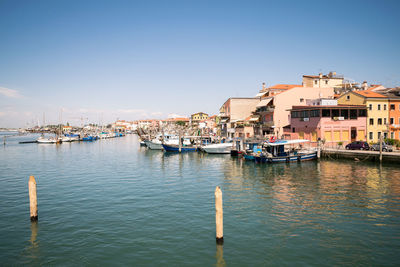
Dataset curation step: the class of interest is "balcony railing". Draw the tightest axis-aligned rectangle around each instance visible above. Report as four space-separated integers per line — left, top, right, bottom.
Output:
262 121 274 127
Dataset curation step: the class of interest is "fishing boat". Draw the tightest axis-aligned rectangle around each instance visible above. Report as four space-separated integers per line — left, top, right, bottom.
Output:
252 139 317 163
146 134 191 150
82 135 94 141
37 135 60 144
202 143 233 154
62 134 80 142
145 139 163 150
162 144 198 152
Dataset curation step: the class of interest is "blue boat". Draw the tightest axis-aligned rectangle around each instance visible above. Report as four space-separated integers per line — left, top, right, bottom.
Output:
162 144 197 152
82 136 94 141
243 154 255 161
252 139 317 163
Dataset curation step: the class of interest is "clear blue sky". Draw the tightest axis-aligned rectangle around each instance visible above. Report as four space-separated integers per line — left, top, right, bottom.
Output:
1 0 399 127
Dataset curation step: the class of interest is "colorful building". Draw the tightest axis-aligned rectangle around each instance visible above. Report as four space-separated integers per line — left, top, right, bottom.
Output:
191 112 209 123
337 90 389 143
302 72 344 89
286 103 367 146
382 90 400 139
255 85 334 137
219 97 260 138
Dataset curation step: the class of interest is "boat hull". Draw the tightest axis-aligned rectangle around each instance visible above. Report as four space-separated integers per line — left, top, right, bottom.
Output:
162 144 197 152
202 144 232 154
254 151 317 163
145 140 163 150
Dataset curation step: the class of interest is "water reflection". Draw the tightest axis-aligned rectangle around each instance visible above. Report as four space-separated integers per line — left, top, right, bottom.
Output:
215 244 226 267
26 221 40 262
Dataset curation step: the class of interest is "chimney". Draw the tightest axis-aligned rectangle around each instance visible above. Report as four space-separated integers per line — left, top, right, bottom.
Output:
362 81 368 90
319 73 323 79
262 82 266 90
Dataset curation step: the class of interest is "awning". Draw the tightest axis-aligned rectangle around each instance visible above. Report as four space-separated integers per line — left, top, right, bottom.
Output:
256 98 272 107
249 117 259 121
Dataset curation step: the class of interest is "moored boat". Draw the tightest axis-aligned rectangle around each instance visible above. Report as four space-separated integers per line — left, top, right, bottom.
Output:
162 144 197 152
37 136 61 144
202 143 232 154
252 139 317 163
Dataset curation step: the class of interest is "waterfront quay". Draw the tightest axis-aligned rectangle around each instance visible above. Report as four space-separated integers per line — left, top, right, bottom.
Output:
1 134 400 265
322 148 400 163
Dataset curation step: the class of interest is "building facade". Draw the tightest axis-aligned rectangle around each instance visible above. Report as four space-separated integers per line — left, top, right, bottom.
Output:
219 98 260 138
255 86 334 137
302 72 344 89
338 91 389 143
286 104 367 147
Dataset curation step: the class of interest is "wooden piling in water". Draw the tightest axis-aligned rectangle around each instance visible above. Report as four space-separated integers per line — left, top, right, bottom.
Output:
379 134 383 163
29 176 38 221
215 186 223 244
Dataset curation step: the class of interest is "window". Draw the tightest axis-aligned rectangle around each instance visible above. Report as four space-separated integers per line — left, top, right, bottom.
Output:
378 104 381 110
346 95 350 100
384 132 387 139
322 109 330 117
292 127 295 133
358 109 367 117
301 110 309 118
300 98 304 102
378 118 382 125
384 118 387 125
369 132 373 140
314 80 318 85
369 104 372 110
369 118 374 125
378 132 381 139
390 118 394 124
310 110 320 117
390 104 395 110
391 132 394 139
350 109 357 119
325 80 328 85
331 109 340 118
384 104 387 110
340 109 349 119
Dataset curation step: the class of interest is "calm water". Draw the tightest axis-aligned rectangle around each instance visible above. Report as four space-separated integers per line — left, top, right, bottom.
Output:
1 133 400 266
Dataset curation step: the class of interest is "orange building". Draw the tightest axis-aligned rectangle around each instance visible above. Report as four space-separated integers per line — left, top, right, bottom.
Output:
385 91 400 139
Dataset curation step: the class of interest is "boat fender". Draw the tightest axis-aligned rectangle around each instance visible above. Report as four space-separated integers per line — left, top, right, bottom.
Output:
269 136 277 143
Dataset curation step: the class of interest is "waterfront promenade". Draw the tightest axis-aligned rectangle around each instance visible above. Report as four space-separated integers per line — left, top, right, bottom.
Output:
322 147 400 163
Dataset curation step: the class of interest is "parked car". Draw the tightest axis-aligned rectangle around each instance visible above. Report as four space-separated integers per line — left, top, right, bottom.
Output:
345 141 370 150
370 142 393 152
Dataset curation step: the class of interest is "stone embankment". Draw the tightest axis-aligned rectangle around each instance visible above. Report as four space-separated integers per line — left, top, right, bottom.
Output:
322 148 400 163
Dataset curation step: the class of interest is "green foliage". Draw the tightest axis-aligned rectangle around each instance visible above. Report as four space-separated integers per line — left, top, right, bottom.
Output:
175 121 186 126
385 138 400 147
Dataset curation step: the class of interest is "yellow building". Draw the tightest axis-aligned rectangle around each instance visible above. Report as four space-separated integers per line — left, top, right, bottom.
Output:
303 72 344 89
191 112 209 123
338 91 389 143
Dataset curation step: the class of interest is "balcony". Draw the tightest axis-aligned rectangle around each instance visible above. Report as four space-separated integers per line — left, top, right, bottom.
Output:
262 121 274 127
219 112 229 118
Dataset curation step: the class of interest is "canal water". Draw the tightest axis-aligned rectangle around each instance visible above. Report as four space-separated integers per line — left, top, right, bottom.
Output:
1 133 400 266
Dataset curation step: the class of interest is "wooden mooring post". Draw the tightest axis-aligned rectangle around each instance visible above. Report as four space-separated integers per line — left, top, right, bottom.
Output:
379 134 383 163
29 176 38 221
215 186 223 244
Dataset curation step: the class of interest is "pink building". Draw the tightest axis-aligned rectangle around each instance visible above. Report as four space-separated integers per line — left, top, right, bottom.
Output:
256 86 334 137
285 104 367 147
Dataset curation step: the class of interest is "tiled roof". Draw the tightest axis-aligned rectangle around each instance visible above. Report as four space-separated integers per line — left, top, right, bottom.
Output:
269 84 301 90
354 90 386 98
